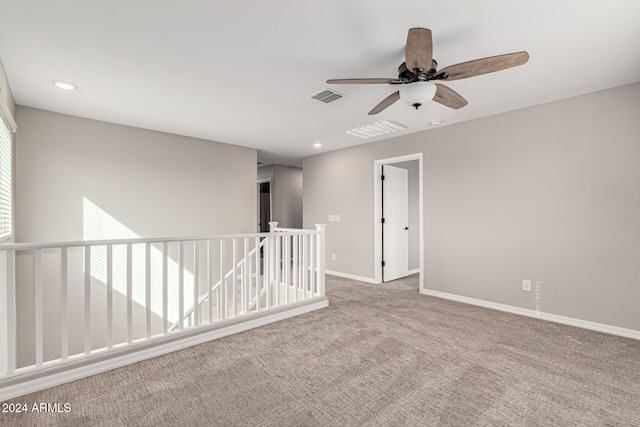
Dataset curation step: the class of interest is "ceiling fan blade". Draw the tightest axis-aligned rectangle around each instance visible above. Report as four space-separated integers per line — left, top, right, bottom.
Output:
405 28 433 72
326 78 394 84
368 91 400 115
433 84 468 110
438 51 529 81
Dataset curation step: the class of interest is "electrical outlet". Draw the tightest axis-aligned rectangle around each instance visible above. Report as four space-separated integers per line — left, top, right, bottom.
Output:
522 279 532 292
331 253 336 261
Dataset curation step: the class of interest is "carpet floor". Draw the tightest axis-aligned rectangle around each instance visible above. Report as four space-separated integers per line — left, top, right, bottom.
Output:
1 274 639 426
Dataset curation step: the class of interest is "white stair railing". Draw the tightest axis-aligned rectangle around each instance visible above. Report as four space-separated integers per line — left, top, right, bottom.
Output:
0 225 326 391
170 222 327 331
169 238 266 332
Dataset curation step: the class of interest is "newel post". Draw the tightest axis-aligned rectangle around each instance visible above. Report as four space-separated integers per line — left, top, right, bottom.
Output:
315 224 326 296
268 222 279 232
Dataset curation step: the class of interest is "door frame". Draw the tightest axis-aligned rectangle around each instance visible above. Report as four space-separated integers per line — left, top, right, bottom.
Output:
373 153 424 290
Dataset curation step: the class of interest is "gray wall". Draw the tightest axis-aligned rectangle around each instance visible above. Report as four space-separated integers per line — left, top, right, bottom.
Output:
304 82 640 331
274 165 303 229
14 107 257 364
257 165 274 181
16 107 257 241
257 164 303 229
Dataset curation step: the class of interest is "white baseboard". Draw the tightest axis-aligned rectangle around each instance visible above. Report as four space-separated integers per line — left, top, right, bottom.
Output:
0 297 329 401
408 268 420 275
420 288 640 341
326 270 379 284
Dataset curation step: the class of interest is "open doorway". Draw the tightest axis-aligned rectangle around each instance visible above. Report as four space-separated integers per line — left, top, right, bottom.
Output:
374 154 423 290
257 178 272 233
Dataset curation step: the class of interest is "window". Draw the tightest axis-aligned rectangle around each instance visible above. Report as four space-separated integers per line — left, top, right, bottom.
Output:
0 100 15 241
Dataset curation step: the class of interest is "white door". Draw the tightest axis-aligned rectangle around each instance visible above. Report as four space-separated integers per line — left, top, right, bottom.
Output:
382 165 409 282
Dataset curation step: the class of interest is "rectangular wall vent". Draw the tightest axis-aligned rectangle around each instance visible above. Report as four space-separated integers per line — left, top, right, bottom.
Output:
311 89 344 104
346 120 408 139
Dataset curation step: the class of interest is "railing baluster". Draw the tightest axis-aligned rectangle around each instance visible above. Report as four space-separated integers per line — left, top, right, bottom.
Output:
6 250 16 374
275 235 280 306
61 248 68 360
107 245 113 349
255 237 260 312
84 246 91 355
293 235 298 303
243 237 249 315
208 240 213 323
145 242 151 339
298 235 302 299
302 234 308 300
310 234 316 297
162 242 168 335
178 241 184 331
316 224 326 296
194 241 199 327
126 243 133 344
284 235 290 304
220 239 226 319
34 249 43 367
232 239 237 317
264 237 270 309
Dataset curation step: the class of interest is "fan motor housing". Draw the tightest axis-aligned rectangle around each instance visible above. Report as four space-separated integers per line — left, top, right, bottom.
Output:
398 60 438 82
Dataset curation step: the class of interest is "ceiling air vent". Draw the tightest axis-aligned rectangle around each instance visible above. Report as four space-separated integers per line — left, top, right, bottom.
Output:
311 89 344 104
346 120 408 139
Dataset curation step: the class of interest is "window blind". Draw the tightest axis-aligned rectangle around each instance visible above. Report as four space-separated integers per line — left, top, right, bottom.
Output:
0 105 14 240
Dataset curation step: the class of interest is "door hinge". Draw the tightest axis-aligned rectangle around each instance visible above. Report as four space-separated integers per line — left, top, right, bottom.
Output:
381 261 385 267
381 218 385 224
381 174 385 181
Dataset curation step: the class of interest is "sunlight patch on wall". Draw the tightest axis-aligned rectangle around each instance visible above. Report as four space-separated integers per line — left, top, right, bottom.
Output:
82 197 194 323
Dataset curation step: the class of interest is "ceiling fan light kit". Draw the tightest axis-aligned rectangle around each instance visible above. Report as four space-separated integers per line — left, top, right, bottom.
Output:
399 81 437 109
327 27 529 116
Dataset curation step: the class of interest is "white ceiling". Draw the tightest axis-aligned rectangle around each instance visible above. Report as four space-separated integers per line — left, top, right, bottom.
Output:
1 1 639 166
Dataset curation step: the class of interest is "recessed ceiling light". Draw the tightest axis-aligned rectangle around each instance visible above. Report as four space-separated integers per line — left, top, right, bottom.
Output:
52 80 78 90
313 143 323 148
429 119 444 126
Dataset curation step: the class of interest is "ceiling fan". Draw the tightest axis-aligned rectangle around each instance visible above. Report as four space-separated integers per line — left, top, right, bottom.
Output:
327 28 529 115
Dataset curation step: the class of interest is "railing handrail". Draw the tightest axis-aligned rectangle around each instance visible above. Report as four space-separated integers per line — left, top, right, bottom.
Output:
0 229 320 251
271 227 310 233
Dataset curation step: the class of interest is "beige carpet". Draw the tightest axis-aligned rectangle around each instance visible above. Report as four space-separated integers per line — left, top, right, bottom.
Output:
1 274 639 426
